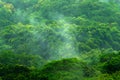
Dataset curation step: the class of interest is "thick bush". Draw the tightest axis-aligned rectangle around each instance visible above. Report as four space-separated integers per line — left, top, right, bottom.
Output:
38 58 96 80
100 51 120 73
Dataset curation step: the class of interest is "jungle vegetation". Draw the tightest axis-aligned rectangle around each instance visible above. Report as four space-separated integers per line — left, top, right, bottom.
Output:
0 0 120 80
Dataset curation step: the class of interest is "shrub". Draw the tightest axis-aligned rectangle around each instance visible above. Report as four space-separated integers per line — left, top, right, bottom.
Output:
100 51 120 73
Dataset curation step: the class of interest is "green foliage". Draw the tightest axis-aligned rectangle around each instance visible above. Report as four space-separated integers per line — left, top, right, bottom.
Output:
0 0 120 79
0 0 120 59
0 50 45 68
0 23 34 53
100 51 120 74
38 58 96 80
0 64 31 80
0 1 14 27
88 71 120 80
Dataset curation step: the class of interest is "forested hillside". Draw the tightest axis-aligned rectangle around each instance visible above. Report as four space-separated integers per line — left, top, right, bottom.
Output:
0 0 120 80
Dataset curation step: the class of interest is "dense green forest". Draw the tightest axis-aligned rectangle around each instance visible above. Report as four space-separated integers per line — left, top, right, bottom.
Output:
0 0 120 80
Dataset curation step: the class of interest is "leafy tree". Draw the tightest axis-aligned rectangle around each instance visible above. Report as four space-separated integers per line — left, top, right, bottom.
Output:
100 51 120 73
0 1 14 27
0 50 45 68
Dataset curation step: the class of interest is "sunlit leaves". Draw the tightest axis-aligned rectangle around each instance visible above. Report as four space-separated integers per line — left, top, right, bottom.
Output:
0 1 14 27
